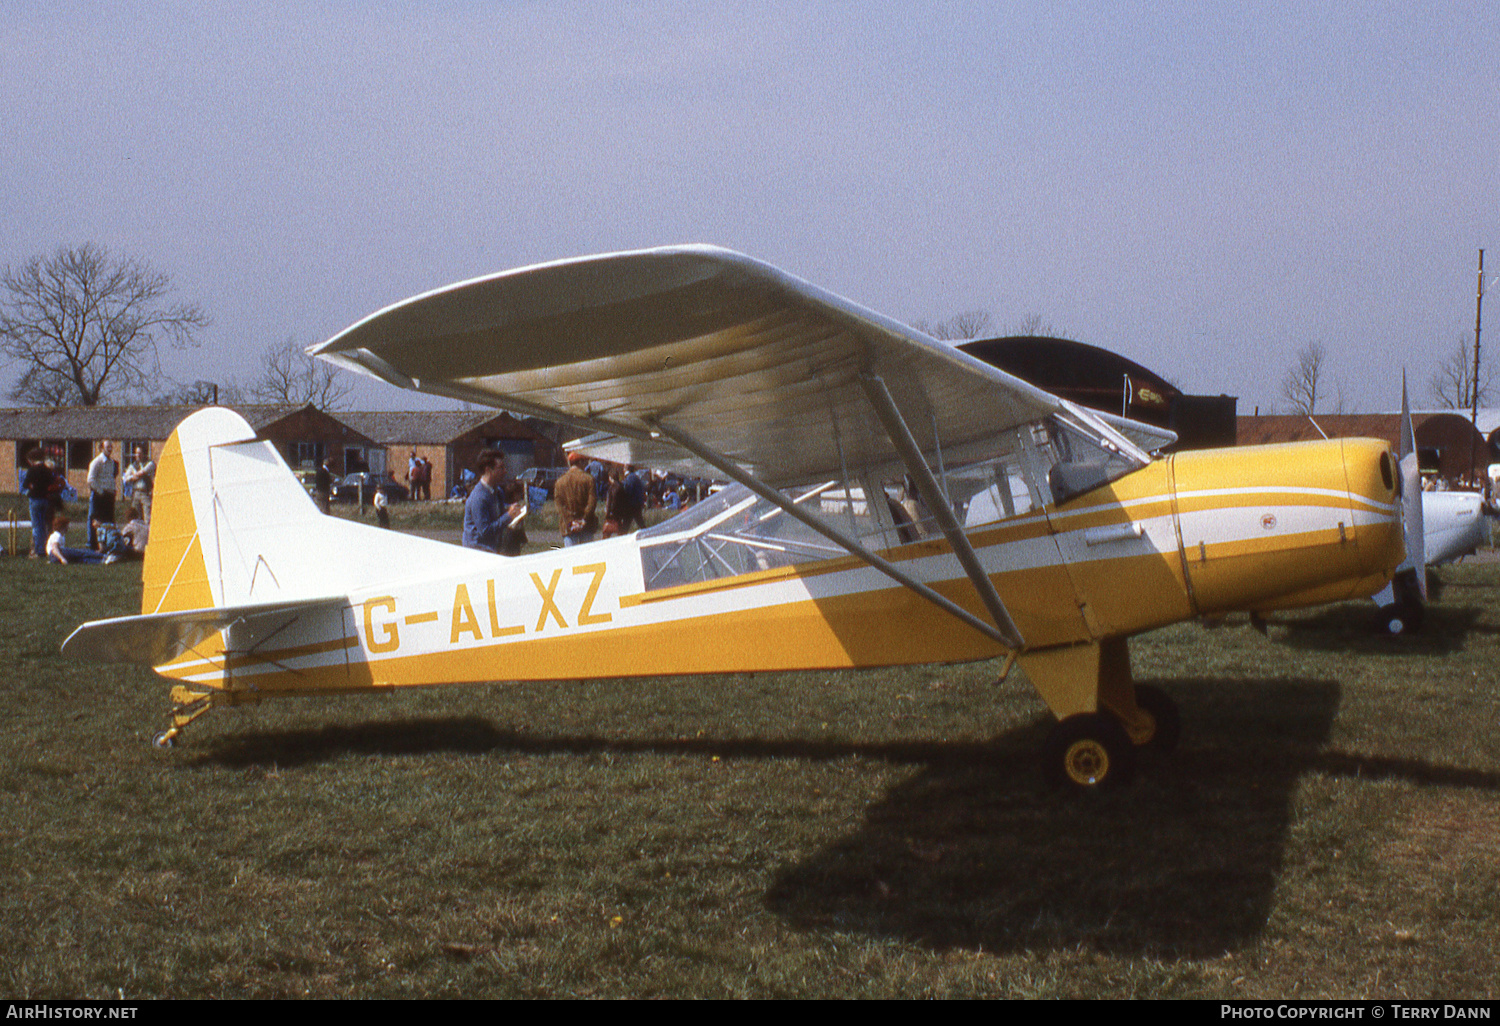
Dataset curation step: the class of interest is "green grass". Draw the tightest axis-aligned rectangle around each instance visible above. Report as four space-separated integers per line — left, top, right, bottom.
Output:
1 547 1497 998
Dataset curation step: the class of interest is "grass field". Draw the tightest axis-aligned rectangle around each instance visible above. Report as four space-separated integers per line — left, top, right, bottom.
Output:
1 521 1497 998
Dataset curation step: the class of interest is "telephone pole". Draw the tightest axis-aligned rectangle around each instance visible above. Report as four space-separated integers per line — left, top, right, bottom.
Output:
1473 249 1484 478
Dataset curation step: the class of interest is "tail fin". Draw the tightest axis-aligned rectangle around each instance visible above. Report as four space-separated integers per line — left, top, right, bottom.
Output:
142 409 334 613
143 409 260 614
142 407 480 616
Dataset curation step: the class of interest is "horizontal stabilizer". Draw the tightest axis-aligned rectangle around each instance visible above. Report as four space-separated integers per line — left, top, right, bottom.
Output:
62 595 346 667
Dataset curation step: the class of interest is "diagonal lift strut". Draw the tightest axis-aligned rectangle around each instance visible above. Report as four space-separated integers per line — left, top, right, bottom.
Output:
859 374 1027 651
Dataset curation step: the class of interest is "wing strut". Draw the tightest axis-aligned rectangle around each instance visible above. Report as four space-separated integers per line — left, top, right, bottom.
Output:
648 420 1018 650
859 375 1027 651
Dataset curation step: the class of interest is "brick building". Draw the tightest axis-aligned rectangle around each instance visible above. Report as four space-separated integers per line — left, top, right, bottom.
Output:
337 410 564 498
0 404 378 494
1237 410 1499 482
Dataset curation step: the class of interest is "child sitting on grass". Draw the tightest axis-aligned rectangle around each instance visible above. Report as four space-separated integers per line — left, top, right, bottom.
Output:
46 514 115 565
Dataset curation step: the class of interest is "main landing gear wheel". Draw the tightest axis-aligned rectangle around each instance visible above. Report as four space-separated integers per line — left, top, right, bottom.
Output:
1377 600 1423 636
1043 713 1136 792
1132 684 1181 753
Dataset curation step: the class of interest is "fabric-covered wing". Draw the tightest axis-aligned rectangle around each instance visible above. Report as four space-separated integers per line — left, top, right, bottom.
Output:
312 246 1063 487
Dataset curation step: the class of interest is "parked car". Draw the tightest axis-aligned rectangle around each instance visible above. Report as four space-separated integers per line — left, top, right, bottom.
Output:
519 466 566 496
331 473 408 504
293 469 320 499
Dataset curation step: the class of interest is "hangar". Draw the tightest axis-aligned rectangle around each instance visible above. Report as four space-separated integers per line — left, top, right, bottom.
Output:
957 335 1237 450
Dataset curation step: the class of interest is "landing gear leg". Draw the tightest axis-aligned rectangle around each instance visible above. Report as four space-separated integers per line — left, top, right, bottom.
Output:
1021 637 1182 791
152 685 217 749
1373 569 1425 636
1023 637 1154 792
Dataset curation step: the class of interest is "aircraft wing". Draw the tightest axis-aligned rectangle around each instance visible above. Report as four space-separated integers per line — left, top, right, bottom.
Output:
564 409 1179 480
311 246 1065 487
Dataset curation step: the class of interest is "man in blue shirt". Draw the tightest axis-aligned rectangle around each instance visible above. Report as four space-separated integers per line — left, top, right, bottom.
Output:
462 451 521 553
618 465 648 533
586 458 607 501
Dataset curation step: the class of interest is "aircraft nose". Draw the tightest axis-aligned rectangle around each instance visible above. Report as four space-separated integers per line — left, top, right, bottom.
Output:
1342 439 1404 576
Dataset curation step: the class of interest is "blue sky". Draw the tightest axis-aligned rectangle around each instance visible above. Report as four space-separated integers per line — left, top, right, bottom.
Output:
3 1 1496 413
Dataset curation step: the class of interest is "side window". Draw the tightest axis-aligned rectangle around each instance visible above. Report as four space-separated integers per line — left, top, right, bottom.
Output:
883 428 1048 533
638 481 894 590
957 461 1039 526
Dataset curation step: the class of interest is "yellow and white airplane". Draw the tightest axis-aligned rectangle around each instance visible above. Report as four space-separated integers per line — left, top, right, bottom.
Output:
63 246 1412 790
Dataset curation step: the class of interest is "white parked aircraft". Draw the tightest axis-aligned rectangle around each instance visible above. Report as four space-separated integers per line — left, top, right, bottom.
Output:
63 247 1413 790
1371 488 1494 634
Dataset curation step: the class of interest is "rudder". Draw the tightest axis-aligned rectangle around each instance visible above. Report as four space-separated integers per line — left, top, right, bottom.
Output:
141 409 257 615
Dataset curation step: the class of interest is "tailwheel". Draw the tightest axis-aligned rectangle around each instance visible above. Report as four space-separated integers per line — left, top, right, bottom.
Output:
1131 684 1181 753
1043 712 1136 792
152 685 217 749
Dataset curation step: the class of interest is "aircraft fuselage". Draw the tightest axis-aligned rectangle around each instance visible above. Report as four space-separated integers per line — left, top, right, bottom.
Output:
152 438 1401 706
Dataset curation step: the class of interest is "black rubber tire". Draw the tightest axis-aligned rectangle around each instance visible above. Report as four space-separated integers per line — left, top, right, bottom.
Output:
1377 600 1423 636
1132 684 1181 753
1042 713 1137 792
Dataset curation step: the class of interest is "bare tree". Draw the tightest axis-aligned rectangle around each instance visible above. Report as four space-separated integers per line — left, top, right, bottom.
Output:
911 310 993 341
1427 336 1492 410
940 309 993 340
1012 313 1056 336
250 338 353 410
0 243 208 406
1280 341 1327 415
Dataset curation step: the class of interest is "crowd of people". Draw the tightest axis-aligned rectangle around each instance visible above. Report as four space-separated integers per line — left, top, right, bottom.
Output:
32 439 1495 569
21 442 153 565
24 440 697 565
460 451 658 555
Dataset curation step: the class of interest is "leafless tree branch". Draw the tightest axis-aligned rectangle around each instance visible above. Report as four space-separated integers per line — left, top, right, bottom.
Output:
249 338 353 411
1280 341 1327 415
911 310 993 341
0 243 208 406
1427 336 1493 410
1012 313 1056 337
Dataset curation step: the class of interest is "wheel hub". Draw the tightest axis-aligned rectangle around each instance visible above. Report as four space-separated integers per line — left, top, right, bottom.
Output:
1063 738 1110 786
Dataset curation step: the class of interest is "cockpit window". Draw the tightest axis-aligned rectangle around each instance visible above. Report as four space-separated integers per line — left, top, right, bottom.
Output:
637 482 882 590
635 407 1151 589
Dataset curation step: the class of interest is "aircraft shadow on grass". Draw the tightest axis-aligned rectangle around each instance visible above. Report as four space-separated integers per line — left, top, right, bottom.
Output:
186 676 1500 959
762 676 1500 957
1272 602 1494 655
763 676 1345 958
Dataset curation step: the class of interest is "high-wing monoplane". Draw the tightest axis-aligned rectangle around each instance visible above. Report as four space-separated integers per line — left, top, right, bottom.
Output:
64 247 1410 790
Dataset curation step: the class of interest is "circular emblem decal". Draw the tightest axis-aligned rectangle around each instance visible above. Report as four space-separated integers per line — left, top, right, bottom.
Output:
1261 513 1277 530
